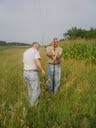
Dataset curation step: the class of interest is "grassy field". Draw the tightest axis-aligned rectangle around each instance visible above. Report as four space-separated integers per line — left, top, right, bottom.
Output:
0 40 96 128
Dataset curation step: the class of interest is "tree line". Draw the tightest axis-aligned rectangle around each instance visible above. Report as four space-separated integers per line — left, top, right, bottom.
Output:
0 40 31 46
63 27 96 40
1 27 96 46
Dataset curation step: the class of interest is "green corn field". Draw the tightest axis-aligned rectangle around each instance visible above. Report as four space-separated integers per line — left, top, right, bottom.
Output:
62 40 96 65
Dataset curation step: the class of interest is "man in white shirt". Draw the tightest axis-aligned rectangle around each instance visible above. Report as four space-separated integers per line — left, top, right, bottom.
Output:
23 42 45 106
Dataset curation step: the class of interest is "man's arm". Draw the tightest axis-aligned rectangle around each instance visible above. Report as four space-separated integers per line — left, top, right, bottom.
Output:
56 48 63 60
46 47 53 59
56 54 62 59
35 58 45 75
46 52 53 59
47 51 61 61
46 47 63 61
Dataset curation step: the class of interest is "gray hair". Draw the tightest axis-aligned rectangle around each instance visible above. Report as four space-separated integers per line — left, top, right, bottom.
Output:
32 42 40 49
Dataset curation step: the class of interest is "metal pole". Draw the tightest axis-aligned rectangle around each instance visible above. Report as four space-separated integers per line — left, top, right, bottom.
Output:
53 39 55 93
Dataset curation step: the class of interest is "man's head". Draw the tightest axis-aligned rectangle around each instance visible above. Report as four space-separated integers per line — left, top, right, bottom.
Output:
51 38 59 48
32 42 40 50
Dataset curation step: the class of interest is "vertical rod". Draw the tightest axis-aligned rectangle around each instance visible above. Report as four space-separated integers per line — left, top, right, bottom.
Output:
53 39 55 93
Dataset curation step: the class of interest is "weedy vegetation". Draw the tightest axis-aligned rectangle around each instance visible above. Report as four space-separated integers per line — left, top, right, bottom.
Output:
0 40 96 128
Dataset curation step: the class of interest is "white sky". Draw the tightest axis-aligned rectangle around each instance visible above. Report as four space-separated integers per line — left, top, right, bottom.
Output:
0 0 96 44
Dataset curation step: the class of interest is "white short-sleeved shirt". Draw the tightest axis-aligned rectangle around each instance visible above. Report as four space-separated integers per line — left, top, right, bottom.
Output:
23 48 41 70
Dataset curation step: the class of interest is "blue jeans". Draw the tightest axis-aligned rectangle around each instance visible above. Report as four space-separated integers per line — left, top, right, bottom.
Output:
47 64 61 93
24 70 40 106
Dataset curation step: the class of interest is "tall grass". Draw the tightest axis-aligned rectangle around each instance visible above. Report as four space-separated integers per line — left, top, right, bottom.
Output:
0 43 96 128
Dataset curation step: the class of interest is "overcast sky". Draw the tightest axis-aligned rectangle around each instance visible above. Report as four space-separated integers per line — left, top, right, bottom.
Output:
0 0 96 44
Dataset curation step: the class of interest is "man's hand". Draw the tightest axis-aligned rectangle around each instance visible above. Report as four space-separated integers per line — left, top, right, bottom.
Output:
41 69 45 75
52 51 58 61
36 59 45 75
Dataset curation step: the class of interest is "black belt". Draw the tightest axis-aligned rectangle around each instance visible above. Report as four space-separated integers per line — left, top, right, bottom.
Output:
48 63 60 65
24 69 38 72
